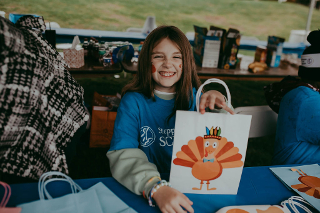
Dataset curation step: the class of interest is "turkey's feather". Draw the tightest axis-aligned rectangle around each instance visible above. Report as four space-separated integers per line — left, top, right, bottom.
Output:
195 136 205 159
217 127 221 136
305 188 316 197
291 183 307 190
181 145 198 162
188 139 202 160
219 153 242 163
176 151 195 162
216 141 234 159
173 158 195 168
217 147 240 161
214 138 228 157
214 127 217 136
221 160 243 168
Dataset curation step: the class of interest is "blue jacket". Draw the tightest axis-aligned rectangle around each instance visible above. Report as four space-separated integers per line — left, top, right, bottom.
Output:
273 86 320 165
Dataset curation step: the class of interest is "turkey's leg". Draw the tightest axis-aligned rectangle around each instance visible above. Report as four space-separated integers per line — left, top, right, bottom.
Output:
192 180 203 190
207 181 216 190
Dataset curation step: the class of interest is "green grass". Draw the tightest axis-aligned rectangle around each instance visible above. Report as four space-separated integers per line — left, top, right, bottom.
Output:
2 0 320 40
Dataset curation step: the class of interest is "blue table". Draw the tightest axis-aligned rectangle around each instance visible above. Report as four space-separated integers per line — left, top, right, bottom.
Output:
4 165 297 213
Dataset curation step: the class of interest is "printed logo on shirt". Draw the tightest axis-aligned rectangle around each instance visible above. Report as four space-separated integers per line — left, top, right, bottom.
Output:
140 126 156 147
301 56 314 67
158 127 175 147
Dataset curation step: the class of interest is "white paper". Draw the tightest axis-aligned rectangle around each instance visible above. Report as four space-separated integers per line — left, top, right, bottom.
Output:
170 111 252 194
202 39 221 68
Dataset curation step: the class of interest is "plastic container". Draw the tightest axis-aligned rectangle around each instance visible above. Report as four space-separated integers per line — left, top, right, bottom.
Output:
138 41 144 53
103 52 112 67
0 11 5 18
131 48 139 63
288 30 310 44
254 45 267 63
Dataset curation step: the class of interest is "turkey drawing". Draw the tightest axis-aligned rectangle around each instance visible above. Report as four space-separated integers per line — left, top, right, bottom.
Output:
173 127 244 190
291 168 320 199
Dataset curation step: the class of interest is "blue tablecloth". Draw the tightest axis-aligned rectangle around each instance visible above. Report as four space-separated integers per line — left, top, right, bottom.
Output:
3 165 297 213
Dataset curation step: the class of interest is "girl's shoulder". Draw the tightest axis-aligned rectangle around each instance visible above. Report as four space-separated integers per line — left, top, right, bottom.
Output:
281 86 320 114
192 87 197 95
121 91 148 104
285 86 320 101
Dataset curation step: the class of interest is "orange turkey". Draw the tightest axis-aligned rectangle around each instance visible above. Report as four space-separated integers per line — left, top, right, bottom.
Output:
173 127 243 190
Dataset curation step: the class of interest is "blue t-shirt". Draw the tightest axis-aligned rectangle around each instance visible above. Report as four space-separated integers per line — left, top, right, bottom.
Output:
109 89 197 173
273 86 320 165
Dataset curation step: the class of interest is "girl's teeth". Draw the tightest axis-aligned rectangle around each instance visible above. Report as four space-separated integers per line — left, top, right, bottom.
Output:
161 72 174 76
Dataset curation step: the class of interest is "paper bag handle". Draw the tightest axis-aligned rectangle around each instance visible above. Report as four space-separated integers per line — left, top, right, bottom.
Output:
0 181 11 207
38 171 82 200
196 78 231 113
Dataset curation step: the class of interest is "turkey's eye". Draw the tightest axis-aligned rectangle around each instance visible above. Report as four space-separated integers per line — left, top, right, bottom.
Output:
205 141 210 147
212 142 218 148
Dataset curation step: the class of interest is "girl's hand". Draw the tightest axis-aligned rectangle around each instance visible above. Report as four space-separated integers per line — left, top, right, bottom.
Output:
153 186 194 213
199 90 234 115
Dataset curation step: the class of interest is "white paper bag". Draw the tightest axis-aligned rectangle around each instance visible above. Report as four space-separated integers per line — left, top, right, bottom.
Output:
169 78 252 194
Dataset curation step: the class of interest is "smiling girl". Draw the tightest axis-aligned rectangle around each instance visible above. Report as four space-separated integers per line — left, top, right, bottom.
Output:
107 26 234 213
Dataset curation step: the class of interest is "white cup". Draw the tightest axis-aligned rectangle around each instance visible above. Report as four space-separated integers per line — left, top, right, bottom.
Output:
0 11 5 18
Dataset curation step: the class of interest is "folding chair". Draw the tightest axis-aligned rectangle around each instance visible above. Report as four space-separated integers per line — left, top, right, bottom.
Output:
234 105 278 138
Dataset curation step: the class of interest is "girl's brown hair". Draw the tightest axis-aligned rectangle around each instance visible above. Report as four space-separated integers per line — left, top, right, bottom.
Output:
122 25 201 119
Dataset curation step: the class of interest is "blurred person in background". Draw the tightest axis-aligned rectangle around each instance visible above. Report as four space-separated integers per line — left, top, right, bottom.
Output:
264 30 320 165
0 15 89 184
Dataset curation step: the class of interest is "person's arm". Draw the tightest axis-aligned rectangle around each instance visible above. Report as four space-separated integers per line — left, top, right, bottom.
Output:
275 88 320 165
107 93 161 196
107 149 161 196
107 149 194 212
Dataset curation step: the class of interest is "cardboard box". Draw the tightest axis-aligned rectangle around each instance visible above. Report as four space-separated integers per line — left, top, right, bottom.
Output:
210 25 226 68
89 106 117 148
63 48 84 68
89 93 120 148
266 36 285 68
193 25 224 68
220 28 241 69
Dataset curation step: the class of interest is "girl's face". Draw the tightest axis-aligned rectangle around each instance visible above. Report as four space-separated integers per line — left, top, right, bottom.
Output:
151 38 182 93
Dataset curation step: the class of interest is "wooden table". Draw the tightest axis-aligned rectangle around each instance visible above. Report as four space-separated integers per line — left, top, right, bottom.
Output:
68 60 123 78
121 61 299 81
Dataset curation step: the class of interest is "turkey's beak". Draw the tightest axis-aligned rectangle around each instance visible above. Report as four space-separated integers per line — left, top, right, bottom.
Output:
205 146 216 154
